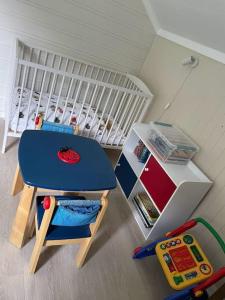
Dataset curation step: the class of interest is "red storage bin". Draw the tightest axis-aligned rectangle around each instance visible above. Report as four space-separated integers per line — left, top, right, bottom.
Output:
140 156 176 212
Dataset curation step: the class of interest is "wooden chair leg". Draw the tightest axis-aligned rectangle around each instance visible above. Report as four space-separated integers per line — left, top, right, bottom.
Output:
27 198 37 239
28 216 36 239
75 194 109 268
11 164 24 196
9 185 36 248
29 196 56 273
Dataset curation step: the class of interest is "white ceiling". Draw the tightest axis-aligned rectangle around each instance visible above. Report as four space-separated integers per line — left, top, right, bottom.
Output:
143 0 225 63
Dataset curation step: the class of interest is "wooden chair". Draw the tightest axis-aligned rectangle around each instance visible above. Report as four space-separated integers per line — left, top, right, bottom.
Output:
29 194 108 273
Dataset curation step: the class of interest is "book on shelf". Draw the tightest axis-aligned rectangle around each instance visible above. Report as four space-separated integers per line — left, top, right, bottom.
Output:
133 196 155 227
133 140 149 163
135 192 159 222
132 197 152 228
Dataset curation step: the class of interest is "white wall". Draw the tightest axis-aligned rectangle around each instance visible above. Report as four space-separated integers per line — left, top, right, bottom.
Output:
140 36 225 274
0 0 155 117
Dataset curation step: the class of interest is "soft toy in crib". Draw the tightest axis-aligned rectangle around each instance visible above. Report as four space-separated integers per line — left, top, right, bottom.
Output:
35 114 80 135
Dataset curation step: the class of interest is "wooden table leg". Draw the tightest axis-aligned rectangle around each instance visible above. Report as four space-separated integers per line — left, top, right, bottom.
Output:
27 199 37 239
75 191 109 268
9 184 37 248
11 164 24 196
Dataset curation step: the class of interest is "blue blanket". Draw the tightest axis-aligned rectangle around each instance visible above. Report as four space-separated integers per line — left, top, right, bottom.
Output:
51 199 101 226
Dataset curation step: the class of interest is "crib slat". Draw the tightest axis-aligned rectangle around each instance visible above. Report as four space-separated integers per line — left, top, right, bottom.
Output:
61 78 74 123
25 48 33 87
72 63 82 99
118 75 125 87
129 81 135 90
46 54 56 92
24 67 37 129
16 44 25 87
88 66 94 78
77 82 90 125
35 70 47 118
122 77 129 88
99 89 120 144
117 95 139 145
95 68 101 80
87 86 106 138
68 80 83 125
125 79 132 89
105 91 127 144
94 88 114 139
137 97 148 122
53 75 66 122
90 66 95 78
133 99 145 125
106 71 112 83
71 61 76 74
83 64 88 77
92 68 106 107
116 74 122 86
82 84 98 135
53 58 70 121
77 63 83 75
53 56 63 95
101 70 106 82
132 97 144 124
38 51 48 90
14 65 27 133
111 73 117 84
124 95 139 132
124 96 142 136
111 93 133 145
44 73 56 120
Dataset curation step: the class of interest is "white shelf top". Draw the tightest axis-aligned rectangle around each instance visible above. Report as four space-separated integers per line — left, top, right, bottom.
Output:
132 123 212 186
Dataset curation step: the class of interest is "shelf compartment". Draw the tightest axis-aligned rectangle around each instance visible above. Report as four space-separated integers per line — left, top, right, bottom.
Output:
128 180 160 238
123 129 150 177
115 153 137 198
140 156 176 212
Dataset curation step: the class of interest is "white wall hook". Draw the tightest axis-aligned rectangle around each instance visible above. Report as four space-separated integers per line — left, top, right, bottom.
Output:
182 56 199 68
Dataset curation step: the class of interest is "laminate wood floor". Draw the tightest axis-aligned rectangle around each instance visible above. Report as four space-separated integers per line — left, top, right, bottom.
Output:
0 120 172 300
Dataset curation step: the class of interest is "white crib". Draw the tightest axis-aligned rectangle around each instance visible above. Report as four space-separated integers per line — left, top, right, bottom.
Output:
2 40 153 153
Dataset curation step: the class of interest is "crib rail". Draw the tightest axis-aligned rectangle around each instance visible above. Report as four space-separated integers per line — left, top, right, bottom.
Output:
16 40 139 91
2 39 153 153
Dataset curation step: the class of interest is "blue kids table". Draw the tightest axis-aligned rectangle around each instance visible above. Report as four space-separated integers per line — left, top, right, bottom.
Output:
10 130 116 248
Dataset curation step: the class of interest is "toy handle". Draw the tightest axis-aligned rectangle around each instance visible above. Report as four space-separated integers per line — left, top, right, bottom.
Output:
166 219 197 237
193 267 225 296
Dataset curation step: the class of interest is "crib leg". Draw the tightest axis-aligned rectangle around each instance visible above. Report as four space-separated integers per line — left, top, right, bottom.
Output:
1 130 8 154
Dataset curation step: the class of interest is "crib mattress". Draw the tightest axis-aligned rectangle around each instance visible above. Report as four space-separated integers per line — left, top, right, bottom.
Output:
10 87 125 146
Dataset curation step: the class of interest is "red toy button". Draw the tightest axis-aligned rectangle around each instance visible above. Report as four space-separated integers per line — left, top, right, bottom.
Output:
57 147 80 164
43 196 51 210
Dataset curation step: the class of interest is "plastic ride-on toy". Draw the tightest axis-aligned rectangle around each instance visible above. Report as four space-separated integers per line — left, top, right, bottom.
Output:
133 218 225 300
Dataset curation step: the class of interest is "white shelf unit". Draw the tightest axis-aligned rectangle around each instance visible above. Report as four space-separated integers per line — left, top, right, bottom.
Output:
115 123 213 240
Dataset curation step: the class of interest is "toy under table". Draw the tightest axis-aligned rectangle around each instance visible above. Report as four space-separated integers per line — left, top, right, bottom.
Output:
9 130 116 265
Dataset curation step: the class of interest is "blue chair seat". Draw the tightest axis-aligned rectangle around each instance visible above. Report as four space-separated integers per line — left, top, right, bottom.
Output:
36 196 91 240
